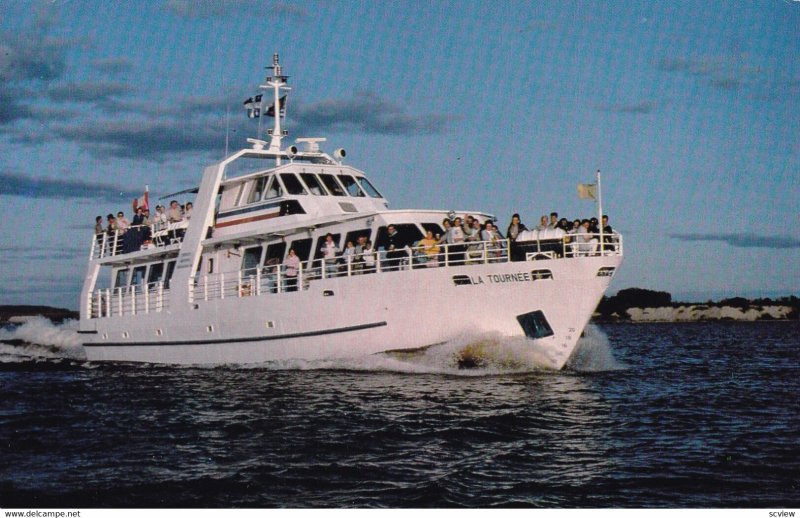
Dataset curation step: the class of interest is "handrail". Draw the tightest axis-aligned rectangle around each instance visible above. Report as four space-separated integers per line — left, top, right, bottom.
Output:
90 221 190 259
89 233 623 318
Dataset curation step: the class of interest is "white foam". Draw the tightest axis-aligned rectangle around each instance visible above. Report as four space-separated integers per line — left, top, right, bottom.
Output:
0 317 86 362
566 324 626 372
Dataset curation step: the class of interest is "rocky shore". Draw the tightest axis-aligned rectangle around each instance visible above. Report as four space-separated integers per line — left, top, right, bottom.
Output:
603 304 795 323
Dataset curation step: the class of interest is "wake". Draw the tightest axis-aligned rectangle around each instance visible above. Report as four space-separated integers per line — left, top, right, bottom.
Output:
0 317 85 363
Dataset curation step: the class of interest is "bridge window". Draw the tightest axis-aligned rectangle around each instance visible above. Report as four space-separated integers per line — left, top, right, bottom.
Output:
264 242 287 265
131 266 147 287
289 238 312 265
356 177 383 198
319 174 346 196
339 175 365 197
265 175 283 200
300 173 327 195
345 228 372 246
247 176 267 203
280 173 308 195
421 222 445 238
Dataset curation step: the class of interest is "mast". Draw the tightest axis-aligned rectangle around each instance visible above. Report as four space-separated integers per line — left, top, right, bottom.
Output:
262 53 291 163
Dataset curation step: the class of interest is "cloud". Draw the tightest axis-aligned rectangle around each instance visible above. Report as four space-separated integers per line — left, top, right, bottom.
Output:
708 77 741 91
47 82 135 103
670 233 800 250
0 245 85 262
164 0 307 19
54 118 228 161
654 55 772 92
91 57 130 76
0 171 140 202
0 13 67 82
293 92 457 136
597 100 658 114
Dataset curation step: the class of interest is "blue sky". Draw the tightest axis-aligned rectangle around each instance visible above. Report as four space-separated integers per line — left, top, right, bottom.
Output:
1 0 798 309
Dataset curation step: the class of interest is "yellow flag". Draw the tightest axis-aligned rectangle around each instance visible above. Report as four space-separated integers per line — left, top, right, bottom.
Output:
577 183 597 200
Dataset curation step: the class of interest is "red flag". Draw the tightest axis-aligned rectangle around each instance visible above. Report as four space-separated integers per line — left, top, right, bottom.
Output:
132 187 149 212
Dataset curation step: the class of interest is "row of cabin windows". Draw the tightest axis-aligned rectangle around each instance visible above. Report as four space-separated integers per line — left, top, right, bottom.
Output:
113 260 177 290
238 222 445 274
239 172 383 207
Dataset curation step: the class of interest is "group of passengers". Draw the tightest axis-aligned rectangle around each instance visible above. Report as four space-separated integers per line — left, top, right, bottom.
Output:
507 212 616 259
94 200 194 254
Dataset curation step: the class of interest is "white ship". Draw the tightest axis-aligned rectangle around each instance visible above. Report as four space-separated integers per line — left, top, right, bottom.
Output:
78 54 623 369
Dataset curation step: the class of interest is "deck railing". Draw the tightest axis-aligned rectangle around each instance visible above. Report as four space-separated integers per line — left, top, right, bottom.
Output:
88 233 622 318
88 282 170 319
90 221 189 259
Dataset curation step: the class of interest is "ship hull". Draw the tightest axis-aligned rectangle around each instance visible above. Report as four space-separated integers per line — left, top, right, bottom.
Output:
82 255 621 369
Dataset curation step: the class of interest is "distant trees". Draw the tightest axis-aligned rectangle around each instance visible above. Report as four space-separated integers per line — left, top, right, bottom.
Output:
596 288 672 318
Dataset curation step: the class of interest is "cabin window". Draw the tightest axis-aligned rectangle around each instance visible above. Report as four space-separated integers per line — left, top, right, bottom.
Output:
233 183 246 206
148 262 165 285
164 260 177 289
375 224 423 251
313 233 341 263
114 269 129 289
264 242 287 266
207 258 214 274
131 266 147 287
319 174 346 196
265 175 283 199
345 228 372 247
300 173 327 195
356 177 383 198
247 176 267 203
421 223 445 239
242 246 263 277
339 175 365 197
289 238 313 266
280 173 308 195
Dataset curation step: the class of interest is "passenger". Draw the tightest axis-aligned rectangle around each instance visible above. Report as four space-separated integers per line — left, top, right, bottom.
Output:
602 214 616 251
576 219 599 255
589 217 600 234
362 240 376 273
548 212 559 230
94 215 103 235
384 224 405 271
506 213 528 261
184 202 193 220
418 230 440 267
116 211 130 232
466 218 483 263
132 207 146 226
264 258 280 293
153 205 168 232
283 248 300 291
320 233 339 277
342 240 356 273
557 218 570 232
141 238 154 250
463 215 475 236
448 217 466 265
536 215 549 231
106 214 116 234
506 213 527 242
167 200 183 223
353 236 367 274
437 218 452 245
481 221 504 261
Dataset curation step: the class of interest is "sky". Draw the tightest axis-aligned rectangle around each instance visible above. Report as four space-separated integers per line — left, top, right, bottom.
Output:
0 0 798 309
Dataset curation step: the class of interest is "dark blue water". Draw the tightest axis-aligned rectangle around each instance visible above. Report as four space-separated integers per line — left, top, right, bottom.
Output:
1 320 799 508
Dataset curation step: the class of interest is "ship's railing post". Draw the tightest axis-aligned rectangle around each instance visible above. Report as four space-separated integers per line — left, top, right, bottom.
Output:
157 282 163 312
237 270 242 298
144 283 150 314
203 275 208 301
106 289 111 317
443 243 449 267
130 286 136 316
298 262 304 290
256 270 261 296
277 266 283 293
220 273 225 300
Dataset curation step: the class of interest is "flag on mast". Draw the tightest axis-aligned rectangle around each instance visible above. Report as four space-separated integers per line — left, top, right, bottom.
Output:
132 186 149 212
243 94 263 118
577 183 597 200
266 94 287 118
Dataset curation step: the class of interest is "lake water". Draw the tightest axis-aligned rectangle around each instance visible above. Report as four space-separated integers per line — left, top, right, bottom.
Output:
1 319 798 508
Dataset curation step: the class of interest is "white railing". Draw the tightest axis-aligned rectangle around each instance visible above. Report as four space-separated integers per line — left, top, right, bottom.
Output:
512 232 623 259
89 282 169 319
90 221 189 259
